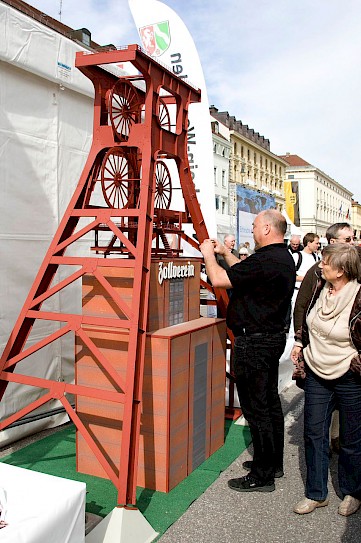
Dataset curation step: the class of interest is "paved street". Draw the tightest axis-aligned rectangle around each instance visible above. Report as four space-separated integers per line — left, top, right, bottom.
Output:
158 384 361 543
1 383 360 542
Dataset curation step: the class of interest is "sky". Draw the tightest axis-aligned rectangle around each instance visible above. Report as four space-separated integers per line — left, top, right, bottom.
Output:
27 0 361 202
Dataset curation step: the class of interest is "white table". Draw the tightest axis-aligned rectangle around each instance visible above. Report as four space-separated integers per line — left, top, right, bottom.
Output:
0 463 86 543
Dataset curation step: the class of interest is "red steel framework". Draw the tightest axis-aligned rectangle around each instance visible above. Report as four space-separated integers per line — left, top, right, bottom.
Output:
0 45 230 506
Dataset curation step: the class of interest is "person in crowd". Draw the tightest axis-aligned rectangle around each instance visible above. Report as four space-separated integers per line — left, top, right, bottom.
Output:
216 234 238 299
217 234 238 269
288 233 320 331
239 247 249 260
293 223 355 335
238 241 254 255
291 244 361 516
200 265 218 318
225 234 237 253
293 233 320 291
200 209 295 492
244 241 254 255
288 235 303 254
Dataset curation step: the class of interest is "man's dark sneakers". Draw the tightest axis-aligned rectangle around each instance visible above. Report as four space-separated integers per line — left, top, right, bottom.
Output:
242 460 284 479
228 475 275 493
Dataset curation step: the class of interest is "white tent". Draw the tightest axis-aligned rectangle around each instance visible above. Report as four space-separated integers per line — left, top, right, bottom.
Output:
282 209 303 237
0 1 95 445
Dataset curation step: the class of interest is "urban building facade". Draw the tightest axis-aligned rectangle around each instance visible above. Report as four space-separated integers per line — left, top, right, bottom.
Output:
211 118 233 239
280 154 353 238
210 106 287 214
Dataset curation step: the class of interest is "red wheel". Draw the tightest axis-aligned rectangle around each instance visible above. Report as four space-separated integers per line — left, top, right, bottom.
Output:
108 80 142 139
158 98 171 130
154 161 172 209
101 148 139 208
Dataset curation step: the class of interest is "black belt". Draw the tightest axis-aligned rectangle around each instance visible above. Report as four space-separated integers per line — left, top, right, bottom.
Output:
236 329 284 338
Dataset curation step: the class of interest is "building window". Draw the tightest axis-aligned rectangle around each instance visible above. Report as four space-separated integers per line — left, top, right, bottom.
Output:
288 174 294 179
213 143 216 153
247 149 250 161
222 170 226 187
222 201 226 214
254 152 257 164
214 167 217 185
241 145 244 158
215 196 220 210
234 142 237 154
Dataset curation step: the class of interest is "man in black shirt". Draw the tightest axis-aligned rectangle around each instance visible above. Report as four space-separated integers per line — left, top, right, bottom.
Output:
200 209 295 492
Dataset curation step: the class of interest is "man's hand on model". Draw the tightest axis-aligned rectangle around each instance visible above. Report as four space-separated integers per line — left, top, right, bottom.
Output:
199 239 232 289
200 239 225 258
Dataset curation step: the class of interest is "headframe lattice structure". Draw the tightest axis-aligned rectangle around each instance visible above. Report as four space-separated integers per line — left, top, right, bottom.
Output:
0 45 228 506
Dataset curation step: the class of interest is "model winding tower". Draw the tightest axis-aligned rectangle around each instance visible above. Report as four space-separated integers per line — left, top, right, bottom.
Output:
0 45 228 512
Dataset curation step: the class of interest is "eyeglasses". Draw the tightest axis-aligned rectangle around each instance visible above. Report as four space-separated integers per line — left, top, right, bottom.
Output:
334 236 354 243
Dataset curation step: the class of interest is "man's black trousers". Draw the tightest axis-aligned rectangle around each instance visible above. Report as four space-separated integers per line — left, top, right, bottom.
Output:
233 332 286 483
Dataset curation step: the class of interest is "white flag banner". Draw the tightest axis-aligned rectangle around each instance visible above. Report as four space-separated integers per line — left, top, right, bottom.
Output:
128 0 217 240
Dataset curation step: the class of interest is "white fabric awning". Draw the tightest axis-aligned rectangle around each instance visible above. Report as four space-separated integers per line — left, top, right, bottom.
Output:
282 209 302 236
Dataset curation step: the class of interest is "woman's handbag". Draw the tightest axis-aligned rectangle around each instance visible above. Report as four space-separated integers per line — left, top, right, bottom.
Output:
292 348 306 389
350 354 361 376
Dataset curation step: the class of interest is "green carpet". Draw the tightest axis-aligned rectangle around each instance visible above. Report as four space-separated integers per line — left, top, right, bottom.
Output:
1 421 251 539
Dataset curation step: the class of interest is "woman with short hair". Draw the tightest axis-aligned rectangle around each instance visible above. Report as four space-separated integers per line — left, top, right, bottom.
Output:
291 244 361 517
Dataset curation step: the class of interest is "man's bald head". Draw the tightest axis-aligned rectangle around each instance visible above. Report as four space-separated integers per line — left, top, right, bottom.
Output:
253 209 287 249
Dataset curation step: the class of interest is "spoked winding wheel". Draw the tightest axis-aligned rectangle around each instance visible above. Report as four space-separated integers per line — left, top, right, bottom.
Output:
101 147 140 208
154 161 172 209
158 98 171 130
140 97 171 130
108 80 142 139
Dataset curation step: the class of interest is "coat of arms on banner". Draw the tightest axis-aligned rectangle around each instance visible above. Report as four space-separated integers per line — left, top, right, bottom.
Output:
139 21 171 57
